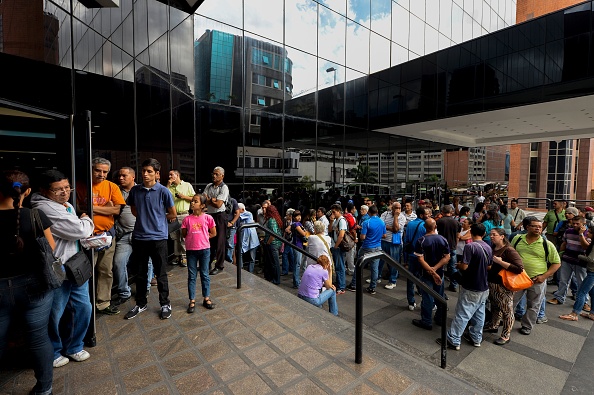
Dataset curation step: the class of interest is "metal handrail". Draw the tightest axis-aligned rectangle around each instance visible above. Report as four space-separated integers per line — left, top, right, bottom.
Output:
234 222 318 289
354 251 448 369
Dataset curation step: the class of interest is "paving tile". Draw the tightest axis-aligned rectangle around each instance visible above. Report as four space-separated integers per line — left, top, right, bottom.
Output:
70 378 118 395
177 314 209 332
174 366 217 395
203 309 235 325
270 333 306 354
227 373 272 395
346 383 385 395
243 344 281 367
341 352 378 375
121 364 164 393
226 329 262 349
188 326 221 346
314 362 357 392
408 384 440 395
115 347 155 373
289 346 329 371
261 359 303 387
225 302 256 316
138 384 171 395
154 335 191 360
256 320 285 338
294 322 326 339
162 350 202 377
197 340 234 363
239 312 270 328
214 318 247 336
314 335 353 356
283 378 329 395
212 355 252 381
275 312 308 329
367 367 413 394
110 332 149 357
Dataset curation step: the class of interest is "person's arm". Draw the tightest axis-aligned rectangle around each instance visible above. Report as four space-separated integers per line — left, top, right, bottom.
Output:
166 206 177 222
209 225 217 238
417 254 444 285
93 201 122 216
578 224 590 249
182 228 188 238
459 231 471 241
295 224 307 237
335 229 346 244
228 209 241 228
44 227 56 251
493 248 523 273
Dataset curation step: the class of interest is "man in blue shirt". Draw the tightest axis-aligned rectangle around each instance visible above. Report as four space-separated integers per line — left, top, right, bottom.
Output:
403 207 430 310
412 218 450 330
346 205 385 294
124 158 176 320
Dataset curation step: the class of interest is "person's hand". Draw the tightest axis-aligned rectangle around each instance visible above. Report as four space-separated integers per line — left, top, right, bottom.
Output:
532 274 546 283
492 256 503 265
80 213 88 218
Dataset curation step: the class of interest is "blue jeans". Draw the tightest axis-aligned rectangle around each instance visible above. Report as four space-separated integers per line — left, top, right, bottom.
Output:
331 247 346 290
282 244 294 275
515 293 546 319
298 289 338 315
187 249 210 300
379 241 400 284
50 279 92 359
242 247 257 273
226 226 236 263
447 287 489 346
572 271 594 314
113 233 133 298
350 247 382 289
420 275 445 327
293 249 302 287
553 261 587 304
447 251 459 288
406 254 420 305
0 275 54 395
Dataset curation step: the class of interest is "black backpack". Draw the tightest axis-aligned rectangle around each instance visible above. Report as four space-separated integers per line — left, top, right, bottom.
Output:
513 234 550 266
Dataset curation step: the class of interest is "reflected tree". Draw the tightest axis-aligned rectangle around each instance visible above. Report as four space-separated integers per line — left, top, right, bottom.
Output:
353 164 378 183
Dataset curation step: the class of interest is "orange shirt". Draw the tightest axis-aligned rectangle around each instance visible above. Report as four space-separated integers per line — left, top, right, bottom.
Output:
92 180 125 233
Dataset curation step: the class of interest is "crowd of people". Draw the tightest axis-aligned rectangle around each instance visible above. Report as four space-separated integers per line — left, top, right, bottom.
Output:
4 158 594 394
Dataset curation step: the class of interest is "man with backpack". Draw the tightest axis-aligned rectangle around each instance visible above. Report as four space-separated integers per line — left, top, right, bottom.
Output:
512 218 561 335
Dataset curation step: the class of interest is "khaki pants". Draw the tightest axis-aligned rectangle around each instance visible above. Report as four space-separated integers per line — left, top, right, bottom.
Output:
95 240 117 310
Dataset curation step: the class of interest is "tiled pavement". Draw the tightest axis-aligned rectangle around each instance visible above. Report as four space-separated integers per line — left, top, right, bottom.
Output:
2 260 593 395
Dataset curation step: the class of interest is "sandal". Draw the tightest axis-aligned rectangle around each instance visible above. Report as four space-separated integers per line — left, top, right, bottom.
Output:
203 299 215 310
579 312 594 321
559 313 578 321
187 300 195 314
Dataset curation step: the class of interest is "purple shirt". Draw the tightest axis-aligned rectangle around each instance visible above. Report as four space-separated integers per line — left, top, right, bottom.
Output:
298 264 329 298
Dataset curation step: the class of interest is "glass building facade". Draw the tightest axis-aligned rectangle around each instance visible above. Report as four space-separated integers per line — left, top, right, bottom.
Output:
1 0 522 198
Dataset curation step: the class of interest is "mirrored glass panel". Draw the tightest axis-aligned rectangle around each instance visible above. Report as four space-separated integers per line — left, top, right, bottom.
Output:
346 21 369 73
285 0 318 56
370 0 391 39
319 6 346 67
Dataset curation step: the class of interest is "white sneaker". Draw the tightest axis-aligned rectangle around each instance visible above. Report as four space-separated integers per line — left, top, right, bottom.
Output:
68 349 90 362
53 355 69 368
408 303 416 311
366 278 381 284
433 305 438 311
384 283 396 290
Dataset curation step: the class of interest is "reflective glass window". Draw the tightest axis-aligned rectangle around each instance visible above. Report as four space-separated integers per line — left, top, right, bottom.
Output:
370 0 392 39
319 6 346 67
285 0 317 55
346 21 370 73
392 4 409 48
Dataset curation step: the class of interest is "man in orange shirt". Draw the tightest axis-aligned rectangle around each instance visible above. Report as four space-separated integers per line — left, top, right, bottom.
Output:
91 158 126 315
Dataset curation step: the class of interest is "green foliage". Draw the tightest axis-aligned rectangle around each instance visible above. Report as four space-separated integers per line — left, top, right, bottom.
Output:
353 164 378 183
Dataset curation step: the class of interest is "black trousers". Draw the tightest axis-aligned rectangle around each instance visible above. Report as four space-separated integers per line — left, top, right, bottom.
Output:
210 212 227 269
133 239 169 307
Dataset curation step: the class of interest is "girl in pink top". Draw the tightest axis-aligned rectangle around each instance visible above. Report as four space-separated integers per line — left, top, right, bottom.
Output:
182 195 216 313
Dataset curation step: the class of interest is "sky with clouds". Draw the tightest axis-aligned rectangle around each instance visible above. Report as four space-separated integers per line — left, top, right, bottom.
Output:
196 0 516 97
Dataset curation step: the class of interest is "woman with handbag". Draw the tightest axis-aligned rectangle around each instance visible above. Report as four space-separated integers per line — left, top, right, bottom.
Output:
0 170 55 395
484 227 524 345
31 170 94 368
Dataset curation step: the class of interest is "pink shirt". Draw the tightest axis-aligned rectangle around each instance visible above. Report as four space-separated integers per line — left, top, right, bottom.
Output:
182 213 215 251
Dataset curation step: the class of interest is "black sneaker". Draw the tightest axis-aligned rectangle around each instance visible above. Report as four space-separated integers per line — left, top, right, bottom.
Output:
124 304 147 320
112 296 131 306
346 284 357 292
462 332 481 347
160 304 172 319
365 287 376 295
97 305 120 315
436 337 460 350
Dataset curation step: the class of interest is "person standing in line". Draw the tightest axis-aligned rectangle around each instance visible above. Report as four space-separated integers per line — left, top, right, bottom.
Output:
167 170 195 267
203 166 229 275
0 170 55 395
124 158 176 320
32 170 94 368
436 205 461 292
438 223 492 350
182 195 216 313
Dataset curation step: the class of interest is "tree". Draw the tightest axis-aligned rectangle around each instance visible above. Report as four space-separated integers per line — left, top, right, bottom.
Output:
299 175 315 192
353 164 378 184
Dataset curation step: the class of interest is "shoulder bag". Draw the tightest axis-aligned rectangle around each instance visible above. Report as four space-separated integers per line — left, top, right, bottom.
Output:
64 249 93 286
403 222 421 254
338 217 355 252
31 209 66 291
499 269 533 292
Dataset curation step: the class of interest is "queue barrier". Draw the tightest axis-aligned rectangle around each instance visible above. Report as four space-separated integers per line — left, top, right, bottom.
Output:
355 251 448 369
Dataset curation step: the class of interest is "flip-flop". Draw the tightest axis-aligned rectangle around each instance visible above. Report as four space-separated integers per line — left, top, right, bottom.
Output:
559 313 578 321
579 312 594 321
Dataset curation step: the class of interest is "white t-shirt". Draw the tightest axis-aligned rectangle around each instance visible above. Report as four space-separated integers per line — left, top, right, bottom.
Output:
332 216 348 244
456 229 470 255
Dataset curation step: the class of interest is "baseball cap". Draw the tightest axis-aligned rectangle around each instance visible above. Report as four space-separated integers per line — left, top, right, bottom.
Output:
418 200 426 204
286 208 295 215
585 206 594 212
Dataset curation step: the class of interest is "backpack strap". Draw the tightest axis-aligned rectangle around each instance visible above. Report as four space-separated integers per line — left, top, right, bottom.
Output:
513 234 549 265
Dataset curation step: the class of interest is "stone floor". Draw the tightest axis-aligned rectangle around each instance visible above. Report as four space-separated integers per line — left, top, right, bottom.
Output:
1 263 485 395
